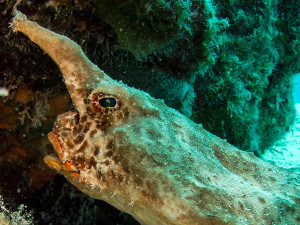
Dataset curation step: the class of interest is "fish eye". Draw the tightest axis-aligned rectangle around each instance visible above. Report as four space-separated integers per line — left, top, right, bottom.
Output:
89 93 121 114
99 97 117 108
88 91 128 126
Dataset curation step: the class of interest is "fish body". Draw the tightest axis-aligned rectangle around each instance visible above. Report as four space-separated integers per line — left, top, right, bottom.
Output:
12 11 299 225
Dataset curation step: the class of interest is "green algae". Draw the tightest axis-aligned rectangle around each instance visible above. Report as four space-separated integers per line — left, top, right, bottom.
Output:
91 0 192 58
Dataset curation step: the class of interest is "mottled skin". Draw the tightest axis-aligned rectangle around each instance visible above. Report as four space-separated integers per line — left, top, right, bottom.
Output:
12 12 299 225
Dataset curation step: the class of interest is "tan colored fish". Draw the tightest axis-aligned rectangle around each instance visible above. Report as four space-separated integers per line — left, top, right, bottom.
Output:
11 11 299 225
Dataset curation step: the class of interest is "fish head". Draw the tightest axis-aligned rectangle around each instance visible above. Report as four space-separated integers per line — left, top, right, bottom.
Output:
44 79 165 208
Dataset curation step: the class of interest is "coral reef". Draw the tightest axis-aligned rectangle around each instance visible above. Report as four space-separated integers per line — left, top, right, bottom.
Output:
190 0 298 153
90 0 193 58
0 195 33 225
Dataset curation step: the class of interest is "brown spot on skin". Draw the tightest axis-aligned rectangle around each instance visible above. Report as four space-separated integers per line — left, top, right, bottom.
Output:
269 177 276 182
76 87 83 95
83 122 92 133
94 146 100 156
115 175 124 183
85 88 93 98
96 120 108 129
239 201 244 210
89 129 97 138
115 112 123 120
76 140 88 153
105 150 114 158
81 140 88 148
123 108 129 117
258 197 266 204
212 145 222 158
73 156 85 170
66 140 75 149
86 157 97 169
101 160 110 166
106 140 114 150
72 124 83 136
107 170 116 180
112 155 120 164
133 175 143 186
80 115 88 123
72 129 79 137
83 97 88 105
96 170 103 179
122 163 130 174
74 133 85 144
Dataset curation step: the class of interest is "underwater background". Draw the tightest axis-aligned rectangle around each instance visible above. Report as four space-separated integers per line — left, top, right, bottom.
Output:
0 0 299 224
294 74 300 103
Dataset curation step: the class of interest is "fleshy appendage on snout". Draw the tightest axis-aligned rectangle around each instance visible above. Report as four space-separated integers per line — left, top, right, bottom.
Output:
44 111 81 180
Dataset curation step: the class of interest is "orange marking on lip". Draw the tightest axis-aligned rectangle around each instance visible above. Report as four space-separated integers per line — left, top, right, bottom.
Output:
63 161 79 172
48 131 63 159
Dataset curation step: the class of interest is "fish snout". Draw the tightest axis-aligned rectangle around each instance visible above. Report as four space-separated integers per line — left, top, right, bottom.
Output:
53 111 79 131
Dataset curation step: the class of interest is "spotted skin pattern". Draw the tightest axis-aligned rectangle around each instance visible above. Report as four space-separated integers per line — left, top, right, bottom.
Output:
12 12 300 225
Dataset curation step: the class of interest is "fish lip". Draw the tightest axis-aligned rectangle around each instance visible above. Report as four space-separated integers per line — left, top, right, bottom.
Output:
45 110 85 179
45 130 80 177
47 131 64 160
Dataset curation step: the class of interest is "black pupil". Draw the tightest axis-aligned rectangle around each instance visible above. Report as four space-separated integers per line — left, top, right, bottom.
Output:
99 97 117 107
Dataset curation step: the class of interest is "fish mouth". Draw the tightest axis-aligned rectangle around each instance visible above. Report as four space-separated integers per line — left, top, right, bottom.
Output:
44 130 80 180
